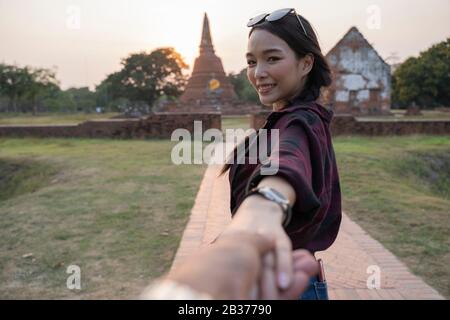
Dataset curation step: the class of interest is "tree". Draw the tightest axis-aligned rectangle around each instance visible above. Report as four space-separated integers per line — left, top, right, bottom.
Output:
0 63 61 113
99 47 188 112
392 38 449 108
0 64 31 112
66 87 97 112
228 68 259 104
95 72 126 112
41 90 77 113
25 68 60 115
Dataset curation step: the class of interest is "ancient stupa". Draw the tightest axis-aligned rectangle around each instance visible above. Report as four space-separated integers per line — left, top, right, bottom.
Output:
179 13 238 105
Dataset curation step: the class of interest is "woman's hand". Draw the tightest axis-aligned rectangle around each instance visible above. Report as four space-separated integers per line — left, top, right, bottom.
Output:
143 231 318 300
165 231 275 299
221 194 294 292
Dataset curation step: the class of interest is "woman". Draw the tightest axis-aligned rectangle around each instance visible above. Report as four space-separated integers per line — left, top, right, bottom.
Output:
220 8 342 300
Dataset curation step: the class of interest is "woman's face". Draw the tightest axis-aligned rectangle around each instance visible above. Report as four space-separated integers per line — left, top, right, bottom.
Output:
246 29 312 108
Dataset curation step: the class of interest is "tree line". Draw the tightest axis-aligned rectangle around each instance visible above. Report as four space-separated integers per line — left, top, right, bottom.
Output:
0 38 448 114
392 38 449 108
0 47 190 114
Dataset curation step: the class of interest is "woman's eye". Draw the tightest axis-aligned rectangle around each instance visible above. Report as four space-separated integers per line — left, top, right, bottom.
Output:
268 57 279 62
247 60 256 66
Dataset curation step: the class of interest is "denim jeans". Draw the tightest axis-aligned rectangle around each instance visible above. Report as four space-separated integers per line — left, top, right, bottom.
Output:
299 275 329 300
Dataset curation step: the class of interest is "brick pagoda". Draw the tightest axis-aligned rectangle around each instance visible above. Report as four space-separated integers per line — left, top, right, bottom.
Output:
161 13 262 115
179 13 238 106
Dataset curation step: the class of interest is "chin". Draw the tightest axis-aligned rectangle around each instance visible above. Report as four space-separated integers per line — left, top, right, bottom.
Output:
259 96 276 107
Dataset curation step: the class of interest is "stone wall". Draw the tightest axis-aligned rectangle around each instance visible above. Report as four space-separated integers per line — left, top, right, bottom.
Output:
0 113 222 139
160 101 263 115
250 112 450 136
322 27 391 115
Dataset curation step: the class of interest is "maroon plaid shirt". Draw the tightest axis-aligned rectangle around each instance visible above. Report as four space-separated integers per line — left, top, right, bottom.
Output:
228 97 342 253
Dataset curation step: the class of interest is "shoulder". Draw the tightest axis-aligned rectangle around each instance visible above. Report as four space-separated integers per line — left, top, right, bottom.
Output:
272 104 331 145
274 109 319 133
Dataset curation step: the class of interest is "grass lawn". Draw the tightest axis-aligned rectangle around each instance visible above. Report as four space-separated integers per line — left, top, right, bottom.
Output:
0 113 120 125
333 135 450 298
0 114 449 299
221 115 251 131
0 138 205 299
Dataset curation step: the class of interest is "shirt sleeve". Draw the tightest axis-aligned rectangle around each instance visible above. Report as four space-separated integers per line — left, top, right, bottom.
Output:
245 119 322 230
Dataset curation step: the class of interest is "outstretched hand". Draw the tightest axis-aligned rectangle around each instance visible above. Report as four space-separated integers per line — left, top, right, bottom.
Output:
165 231 318 299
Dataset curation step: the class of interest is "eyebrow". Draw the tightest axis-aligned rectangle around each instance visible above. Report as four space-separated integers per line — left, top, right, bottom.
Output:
246 48 283 58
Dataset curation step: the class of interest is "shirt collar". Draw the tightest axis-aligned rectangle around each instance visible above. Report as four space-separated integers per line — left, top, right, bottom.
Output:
267 95 334 124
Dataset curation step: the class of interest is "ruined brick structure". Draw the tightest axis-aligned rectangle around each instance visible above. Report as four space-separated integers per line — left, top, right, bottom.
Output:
321 27 391 115
250 112 450 136
0 113 221 139
179 13 237 106
162 13 262 115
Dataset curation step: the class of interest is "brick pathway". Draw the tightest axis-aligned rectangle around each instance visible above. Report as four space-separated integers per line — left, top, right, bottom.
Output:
171 164 444 300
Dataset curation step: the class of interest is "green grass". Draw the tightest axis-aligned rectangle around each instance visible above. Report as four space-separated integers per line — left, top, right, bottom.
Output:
0 113 120 125
221 115 251 131
0 138 205 299
333 135 450 298
0 158 57 201
0 115 449 299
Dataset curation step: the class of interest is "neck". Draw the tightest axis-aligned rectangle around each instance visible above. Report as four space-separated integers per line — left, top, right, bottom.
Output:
272 100 289 111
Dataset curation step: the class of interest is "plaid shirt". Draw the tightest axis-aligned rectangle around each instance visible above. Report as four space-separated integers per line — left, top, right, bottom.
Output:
228 97 342 253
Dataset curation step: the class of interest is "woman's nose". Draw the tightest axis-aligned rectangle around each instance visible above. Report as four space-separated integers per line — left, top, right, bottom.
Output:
254 64 269 79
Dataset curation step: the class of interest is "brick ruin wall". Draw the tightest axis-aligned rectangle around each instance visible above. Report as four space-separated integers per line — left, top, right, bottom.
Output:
323 28 391 115
160 101 263 115
0 113 222 139
250 112 450 136
1 112 449 139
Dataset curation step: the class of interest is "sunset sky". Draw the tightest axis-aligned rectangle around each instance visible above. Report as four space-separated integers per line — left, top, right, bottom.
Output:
1 0 449 89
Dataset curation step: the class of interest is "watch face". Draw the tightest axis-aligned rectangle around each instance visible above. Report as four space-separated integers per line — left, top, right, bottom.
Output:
260 186 289 205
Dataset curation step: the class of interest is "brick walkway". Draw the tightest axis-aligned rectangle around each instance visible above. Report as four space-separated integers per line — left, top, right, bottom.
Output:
171 164 444 300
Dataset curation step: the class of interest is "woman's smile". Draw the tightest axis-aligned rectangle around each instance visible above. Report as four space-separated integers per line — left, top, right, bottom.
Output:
258 83 277 95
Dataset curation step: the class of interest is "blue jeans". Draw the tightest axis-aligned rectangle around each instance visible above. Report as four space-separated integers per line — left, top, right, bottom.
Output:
299 275 329 300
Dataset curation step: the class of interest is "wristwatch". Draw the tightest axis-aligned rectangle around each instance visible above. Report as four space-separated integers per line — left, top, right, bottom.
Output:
246 186 293 228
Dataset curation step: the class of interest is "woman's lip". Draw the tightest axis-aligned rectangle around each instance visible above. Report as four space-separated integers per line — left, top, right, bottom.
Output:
258 84 276 95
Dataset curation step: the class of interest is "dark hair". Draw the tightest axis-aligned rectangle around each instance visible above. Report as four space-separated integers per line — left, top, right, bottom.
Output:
249 12 332 100
220 12 331 175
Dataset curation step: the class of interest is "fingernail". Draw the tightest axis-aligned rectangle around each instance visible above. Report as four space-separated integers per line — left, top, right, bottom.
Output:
278 272 290 289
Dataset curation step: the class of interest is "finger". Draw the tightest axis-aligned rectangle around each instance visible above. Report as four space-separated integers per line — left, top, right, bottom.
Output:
260 252 278 299
249 284 259 300
292 249 313 260
292 250 319 278
279 251 320 299
277 270 311 300
275 235 293 290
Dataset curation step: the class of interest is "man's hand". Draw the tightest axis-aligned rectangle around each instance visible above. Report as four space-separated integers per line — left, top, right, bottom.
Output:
166 231 275 299
163 231 318 299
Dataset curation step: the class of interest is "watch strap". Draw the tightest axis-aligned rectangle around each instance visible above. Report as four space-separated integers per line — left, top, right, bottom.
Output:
246 187 293 228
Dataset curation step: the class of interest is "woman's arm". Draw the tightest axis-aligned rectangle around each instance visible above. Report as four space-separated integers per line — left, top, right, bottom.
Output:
223 121 314 295
257 176 296 204
222 175 297 295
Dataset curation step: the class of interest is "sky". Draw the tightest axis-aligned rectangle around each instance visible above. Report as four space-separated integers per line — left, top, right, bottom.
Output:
1 0 449 90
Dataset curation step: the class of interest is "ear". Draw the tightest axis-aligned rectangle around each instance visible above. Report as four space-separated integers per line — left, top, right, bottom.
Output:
299 53 314 76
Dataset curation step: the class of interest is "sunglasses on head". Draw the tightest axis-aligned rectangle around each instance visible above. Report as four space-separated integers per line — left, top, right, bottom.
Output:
247 8 308 37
